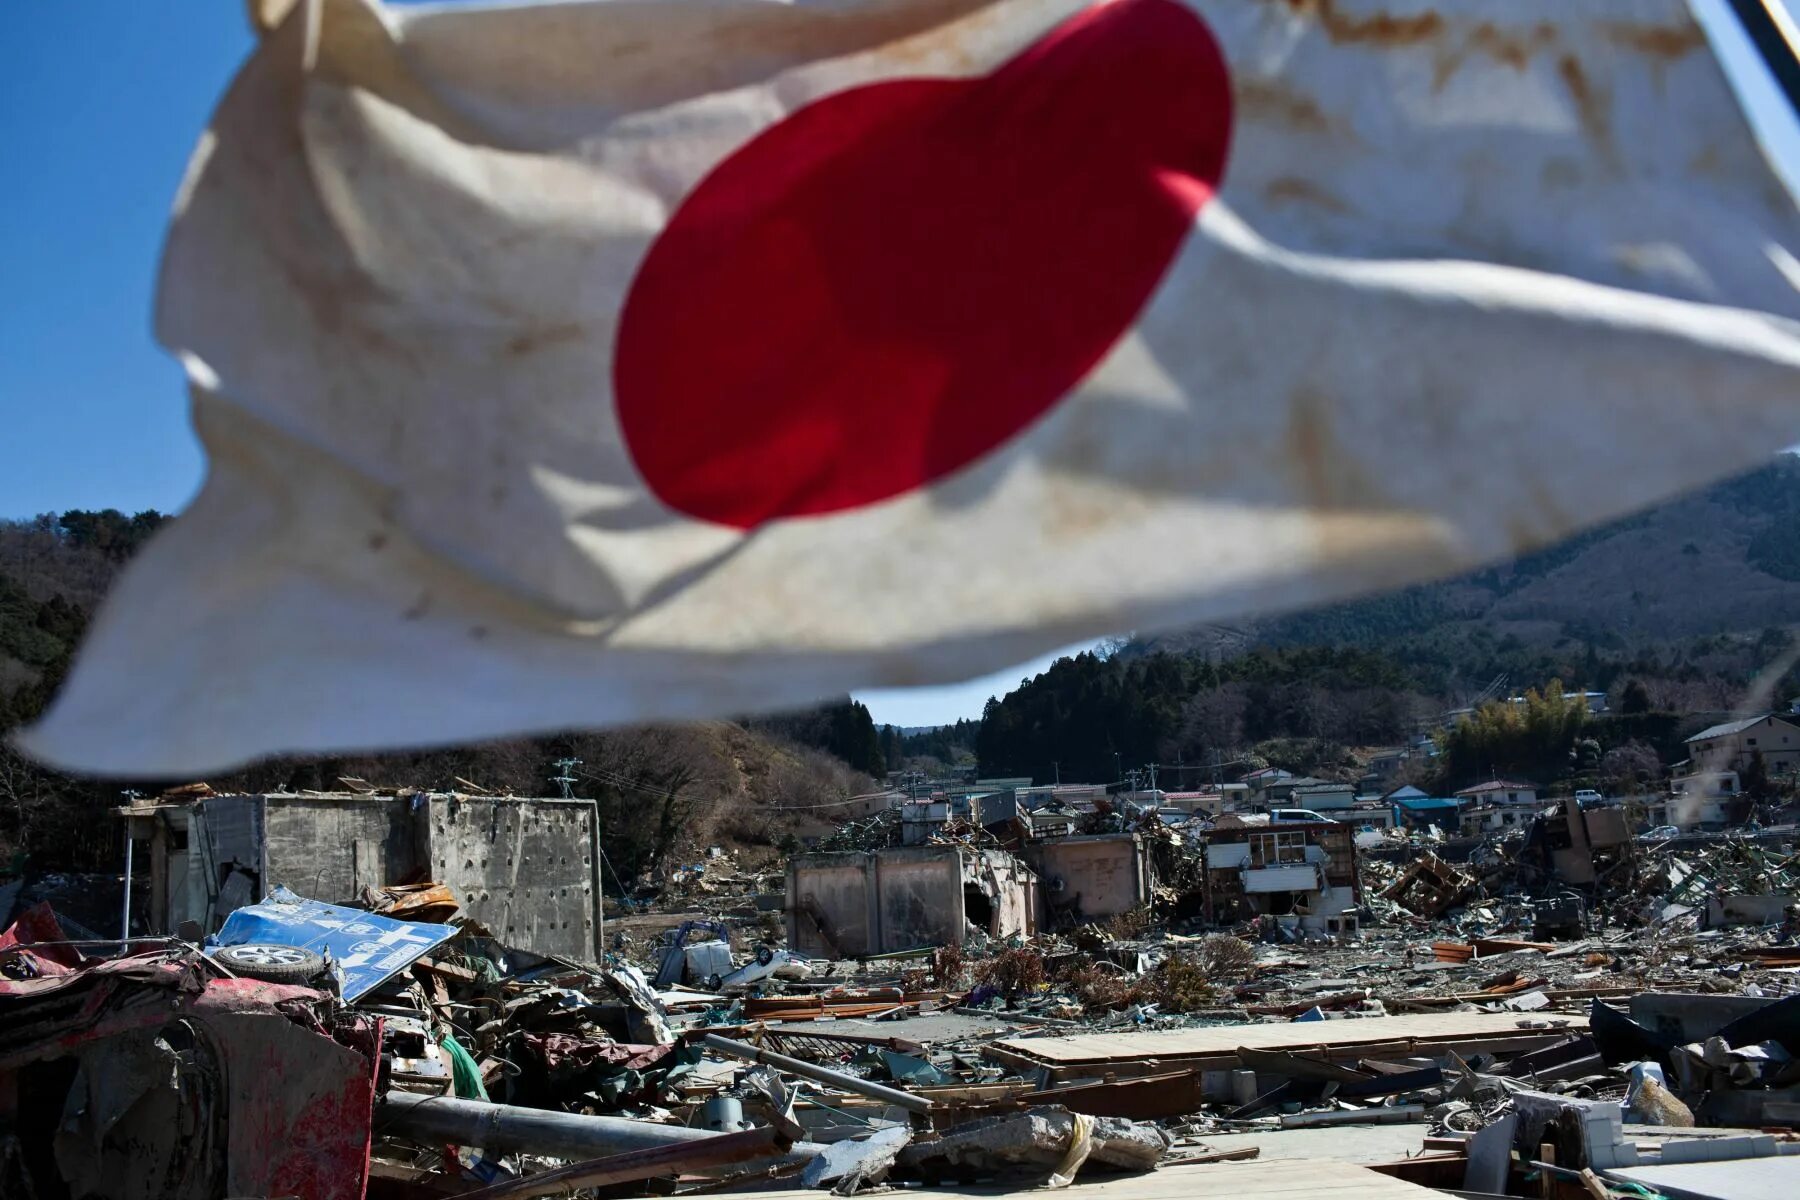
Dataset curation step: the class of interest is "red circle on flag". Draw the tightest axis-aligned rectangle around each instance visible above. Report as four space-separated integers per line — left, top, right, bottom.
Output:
615 0 1233 529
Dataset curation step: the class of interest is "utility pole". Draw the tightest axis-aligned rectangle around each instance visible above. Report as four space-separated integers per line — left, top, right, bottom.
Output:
1145 762 1158 795
120 789 142 950
1052 761 1061 786
551 757 581 799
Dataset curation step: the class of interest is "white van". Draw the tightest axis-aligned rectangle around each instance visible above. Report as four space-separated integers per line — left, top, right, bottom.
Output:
1270 808 1333 824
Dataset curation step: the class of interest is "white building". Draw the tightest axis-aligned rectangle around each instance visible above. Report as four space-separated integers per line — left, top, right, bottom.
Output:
1453 780 1539 808
1686 715 1800 777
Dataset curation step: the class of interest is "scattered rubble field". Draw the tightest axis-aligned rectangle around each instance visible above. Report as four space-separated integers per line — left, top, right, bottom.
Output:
4 788 1800 1200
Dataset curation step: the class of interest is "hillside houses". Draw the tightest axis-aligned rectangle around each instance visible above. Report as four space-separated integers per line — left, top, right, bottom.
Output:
1453 779 1539 807
1685 714 1800 777
877 706 1800 861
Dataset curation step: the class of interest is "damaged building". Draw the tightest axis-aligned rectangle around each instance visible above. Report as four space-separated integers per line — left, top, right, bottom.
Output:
789 830 1158 955
119 789 604 960
1017 833 1155 925
786 845 1039 955
1199 817 1361 936
1522 795 1635 886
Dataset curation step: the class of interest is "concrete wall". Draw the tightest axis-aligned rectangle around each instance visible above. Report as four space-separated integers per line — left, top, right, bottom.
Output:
899 803 952 846
788 853 878 957
422 796 601 962
987 853 1038 940
263 796 424 903
874 849 964 952
1023 835 1149 919
148 793 601 961
1582 806 1632 849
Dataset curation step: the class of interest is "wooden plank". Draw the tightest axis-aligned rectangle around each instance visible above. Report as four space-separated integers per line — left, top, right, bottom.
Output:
1027 1070 1206 1119
989 1011 1586 1069
980 1042 1052 1077
708 1159 1447 1200
985 1032 1579 1084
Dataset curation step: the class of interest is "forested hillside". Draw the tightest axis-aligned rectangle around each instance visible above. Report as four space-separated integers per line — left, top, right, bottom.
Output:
0 511 878 877
979 457 1800 789
1150 455 1800 677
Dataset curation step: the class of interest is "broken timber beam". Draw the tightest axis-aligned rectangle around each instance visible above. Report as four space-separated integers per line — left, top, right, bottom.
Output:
700 1033 934 1114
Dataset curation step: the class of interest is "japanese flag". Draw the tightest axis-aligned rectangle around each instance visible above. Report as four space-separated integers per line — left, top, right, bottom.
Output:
22 0 1800 773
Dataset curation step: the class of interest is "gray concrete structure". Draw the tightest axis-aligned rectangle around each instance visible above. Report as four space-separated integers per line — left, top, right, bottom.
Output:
786 845 1037 957
1018 833 1152 920
123 791 603 960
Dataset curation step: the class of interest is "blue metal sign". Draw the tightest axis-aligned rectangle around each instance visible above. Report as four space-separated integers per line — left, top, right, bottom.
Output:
210 885 457 1002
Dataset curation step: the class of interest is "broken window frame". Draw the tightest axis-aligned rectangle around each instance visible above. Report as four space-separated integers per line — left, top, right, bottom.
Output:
1248 831 1307 868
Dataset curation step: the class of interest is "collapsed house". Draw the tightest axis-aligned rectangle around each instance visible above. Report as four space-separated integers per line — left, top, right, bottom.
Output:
898 793 1018 845
1522 795 1635 886
119 789 605 960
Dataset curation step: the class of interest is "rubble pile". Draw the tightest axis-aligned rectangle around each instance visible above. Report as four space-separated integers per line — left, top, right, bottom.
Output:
4 786 1799 1200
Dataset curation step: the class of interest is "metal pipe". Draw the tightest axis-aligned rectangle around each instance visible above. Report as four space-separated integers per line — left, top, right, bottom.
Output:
375 1092 820 1162
448 1126 790 1200
700 1033 934 1114
120 823 134 950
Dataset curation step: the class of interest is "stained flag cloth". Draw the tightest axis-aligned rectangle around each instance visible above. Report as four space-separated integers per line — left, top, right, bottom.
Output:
21 0 1800 773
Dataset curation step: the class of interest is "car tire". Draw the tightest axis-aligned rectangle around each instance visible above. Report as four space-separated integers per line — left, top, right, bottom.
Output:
212 943 328 984
754 945 776 967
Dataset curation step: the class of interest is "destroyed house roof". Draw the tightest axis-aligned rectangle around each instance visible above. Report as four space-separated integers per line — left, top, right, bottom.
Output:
1454 780 1535 795
1687 714 1792 741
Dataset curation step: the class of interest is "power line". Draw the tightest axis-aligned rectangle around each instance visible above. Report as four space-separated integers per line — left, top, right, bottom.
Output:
763 789 907 811
580 766 898 811
576 766 679 799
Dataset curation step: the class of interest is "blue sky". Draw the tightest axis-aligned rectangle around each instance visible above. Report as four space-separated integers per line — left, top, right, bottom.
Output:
2 2 1798 728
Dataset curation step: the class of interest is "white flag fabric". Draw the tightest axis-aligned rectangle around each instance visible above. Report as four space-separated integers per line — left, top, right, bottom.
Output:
22 0 1800 774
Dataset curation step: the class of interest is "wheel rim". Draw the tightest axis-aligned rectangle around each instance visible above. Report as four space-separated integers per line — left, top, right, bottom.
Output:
229 945 312 967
